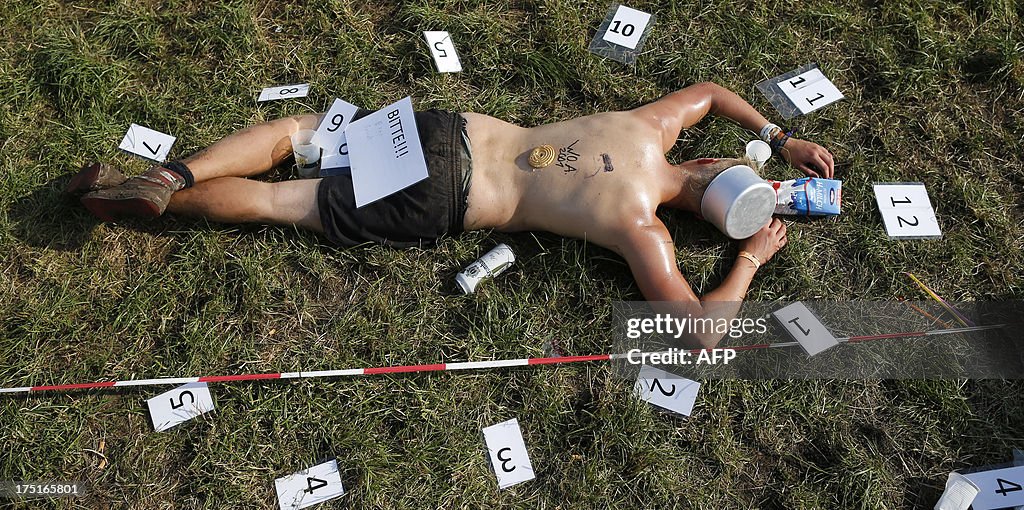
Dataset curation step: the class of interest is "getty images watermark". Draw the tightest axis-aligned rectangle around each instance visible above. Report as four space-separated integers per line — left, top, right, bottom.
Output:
622 313 769 366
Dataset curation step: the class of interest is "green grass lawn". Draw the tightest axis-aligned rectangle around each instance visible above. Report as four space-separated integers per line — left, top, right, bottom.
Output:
2 1 1023 508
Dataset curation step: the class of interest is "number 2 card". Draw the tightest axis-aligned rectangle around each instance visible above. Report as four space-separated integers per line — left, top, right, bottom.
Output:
634 364 700 417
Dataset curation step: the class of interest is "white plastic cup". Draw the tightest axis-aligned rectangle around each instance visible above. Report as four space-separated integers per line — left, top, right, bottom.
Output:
933 472 979 510
745 140 772 170
456 244 515 294
290 129 321 178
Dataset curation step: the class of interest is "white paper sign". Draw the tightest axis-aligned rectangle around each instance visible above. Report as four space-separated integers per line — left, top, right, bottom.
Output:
274 459 345 510
119 123 175 163
423 31 462 73
345 96 429 207
778 67 843 114
601 5 652 50
314 98 361 173
147 382 215 432
964 465 1024 509
634 365 700 417
773 302 839 356
258 83 310 102
482 418 535 489
873 183 942 238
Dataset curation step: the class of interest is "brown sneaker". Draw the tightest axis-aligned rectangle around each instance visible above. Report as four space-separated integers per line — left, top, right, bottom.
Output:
79 171 179 221
65 162 129 195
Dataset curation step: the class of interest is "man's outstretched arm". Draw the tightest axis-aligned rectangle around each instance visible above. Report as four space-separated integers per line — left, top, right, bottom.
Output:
635 81 835 177
620 219 788 349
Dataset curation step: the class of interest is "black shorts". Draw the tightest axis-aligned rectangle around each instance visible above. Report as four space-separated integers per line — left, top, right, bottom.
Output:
316 109 472 248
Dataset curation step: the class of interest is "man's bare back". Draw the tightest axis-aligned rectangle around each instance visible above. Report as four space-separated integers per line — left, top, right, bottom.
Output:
462 110 669 254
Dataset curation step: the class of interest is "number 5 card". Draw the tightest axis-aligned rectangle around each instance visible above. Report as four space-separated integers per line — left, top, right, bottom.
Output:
146 382 215 432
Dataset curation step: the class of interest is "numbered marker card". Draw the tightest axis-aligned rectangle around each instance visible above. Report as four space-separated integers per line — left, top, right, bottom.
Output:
873 183 942 239
482 418 535 489
423 31 462 73
146 382 215 432
314 98 361 176
588 3 655 65
119 123 175 163
258 84 310 102
965 465 1024 510
274 459 345 510
756 63 844 120
634 365 700 417
772 302 839 357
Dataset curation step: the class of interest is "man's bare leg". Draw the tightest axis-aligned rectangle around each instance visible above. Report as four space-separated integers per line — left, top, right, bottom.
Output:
82 114 325 232
178 114 321 182
165 113 325 231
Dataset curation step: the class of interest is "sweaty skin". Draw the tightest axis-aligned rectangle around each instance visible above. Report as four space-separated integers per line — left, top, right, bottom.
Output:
157 81 835 348
461 110 666 249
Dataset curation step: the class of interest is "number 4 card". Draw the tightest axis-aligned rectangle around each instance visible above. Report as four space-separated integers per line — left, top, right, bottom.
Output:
275 459 345 510
873 183 942 239
634 364 700 417
964 464 1024 509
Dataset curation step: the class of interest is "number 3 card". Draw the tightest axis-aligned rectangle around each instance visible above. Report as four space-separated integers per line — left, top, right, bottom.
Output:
482 418 535 489
634 364 700 417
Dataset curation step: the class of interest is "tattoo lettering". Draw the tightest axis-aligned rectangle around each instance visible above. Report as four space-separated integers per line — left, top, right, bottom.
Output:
601 153 613 172
556 140 581 173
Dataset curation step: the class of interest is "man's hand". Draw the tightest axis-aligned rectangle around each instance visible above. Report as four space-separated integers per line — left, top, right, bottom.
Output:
739 218 788 265
781 138 834 178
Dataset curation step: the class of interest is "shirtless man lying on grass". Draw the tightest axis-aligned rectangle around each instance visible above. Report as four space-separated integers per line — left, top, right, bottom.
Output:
69 82 835 347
